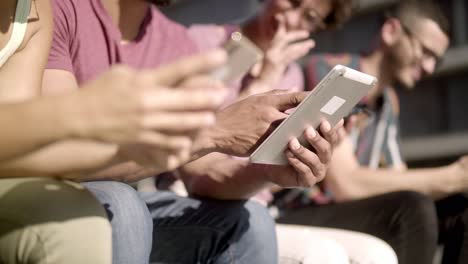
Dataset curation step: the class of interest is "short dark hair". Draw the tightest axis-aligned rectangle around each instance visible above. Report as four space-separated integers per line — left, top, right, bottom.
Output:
386 0 450 35
324 0 357 29
258 0 356 29
149 0 172 6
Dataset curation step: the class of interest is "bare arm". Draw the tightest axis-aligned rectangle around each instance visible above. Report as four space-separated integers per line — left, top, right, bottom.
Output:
0 67 129 179
0 0 53 102
0 51 230 180
0 0 125 177
182 119 341 200
180 153 272 200
326 136 462 201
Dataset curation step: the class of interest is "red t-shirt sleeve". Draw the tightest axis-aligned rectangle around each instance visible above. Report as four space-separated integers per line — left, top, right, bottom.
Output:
47 0 75 73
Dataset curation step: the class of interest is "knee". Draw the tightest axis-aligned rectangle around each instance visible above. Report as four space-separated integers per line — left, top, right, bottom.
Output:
244 200 277 246
277 226 348 264
300 238 349 264
84 181 151 227
347 233 398 264
84 182 152 263
396 191 437 223
223 200 278 263
388 191 438 239
0 179 112 264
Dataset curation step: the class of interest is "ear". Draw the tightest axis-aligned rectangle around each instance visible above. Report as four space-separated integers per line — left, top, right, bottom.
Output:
381 18 404 46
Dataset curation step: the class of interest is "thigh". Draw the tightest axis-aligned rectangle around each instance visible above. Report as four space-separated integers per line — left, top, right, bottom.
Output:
277 191 436 238
216 199 278 264
436 194 468 264
305 226 398 264
84 181 153 264
277 191 438 264
142 192 276 264
0 178 111 264
276 224 349 264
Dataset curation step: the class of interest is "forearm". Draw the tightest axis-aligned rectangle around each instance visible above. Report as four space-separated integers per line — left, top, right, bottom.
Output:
0 97 78 161
180 153 272 200
0 140 120 179
331 165 458 201
82 161 161 183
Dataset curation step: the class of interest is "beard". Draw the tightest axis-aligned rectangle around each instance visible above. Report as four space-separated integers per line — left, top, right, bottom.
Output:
385 42 416 89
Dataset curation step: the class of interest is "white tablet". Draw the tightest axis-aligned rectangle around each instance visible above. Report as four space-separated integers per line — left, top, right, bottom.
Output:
249 64 377 165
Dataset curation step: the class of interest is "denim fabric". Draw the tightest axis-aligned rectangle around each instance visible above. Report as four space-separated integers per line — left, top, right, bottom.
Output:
84 181 153 264
85 182 278 264
142 191 278 264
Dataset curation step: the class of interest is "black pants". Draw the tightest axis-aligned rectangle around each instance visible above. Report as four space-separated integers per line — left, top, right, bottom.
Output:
276 191 468 264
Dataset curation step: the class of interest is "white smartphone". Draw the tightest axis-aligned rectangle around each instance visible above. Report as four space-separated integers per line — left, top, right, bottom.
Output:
249 65 378 165
211 31 263 83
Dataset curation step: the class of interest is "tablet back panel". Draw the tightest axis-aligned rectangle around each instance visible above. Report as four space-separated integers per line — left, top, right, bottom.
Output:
250 65 377 165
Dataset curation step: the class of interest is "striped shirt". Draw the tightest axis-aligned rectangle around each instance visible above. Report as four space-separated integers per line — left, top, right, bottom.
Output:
274 53 404 209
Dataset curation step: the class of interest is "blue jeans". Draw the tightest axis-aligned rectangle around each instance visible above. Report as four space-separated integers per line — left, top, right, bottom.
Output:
84 182 277 264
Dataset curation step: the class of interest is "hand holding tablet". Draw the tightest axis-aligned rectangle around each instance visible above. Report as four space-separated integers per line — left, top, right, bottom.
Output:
250 65 377 165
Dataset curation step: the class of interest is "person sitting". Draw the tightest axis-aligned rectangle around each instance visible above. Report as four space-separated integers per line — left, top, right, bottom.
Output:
37 0 341 263
277 1 467 264
183 0 397 263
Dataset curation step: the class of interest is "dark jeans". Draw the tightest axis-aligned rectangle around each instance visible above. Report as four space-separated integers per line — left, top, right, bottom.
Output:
277 191 468 264
84 181 277 264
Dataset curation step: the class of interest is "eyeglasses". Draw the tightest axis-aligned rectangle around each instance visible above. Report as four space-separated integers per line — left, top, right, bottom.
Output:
401 23 444 70
288 0 327 31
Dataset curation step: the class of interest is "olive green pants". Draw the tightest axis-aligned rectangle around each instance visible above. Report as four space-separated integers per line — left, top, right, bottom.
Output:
0 178 111 264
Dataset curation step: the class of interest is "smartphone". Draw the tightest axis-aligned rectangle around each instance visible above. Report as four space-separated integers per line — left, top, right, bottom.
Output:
250 65 378 165
211 32 263 83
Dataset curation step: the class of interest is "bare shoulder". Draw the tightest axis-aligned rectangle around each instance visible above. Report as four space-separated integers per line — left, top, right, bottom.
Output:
16 0 53 51
0 0 53 101
0 0 52 53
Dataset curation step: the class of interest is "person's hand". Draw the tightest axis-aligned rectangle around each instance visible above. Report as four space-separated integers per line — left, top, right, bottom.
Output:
263 120 343 188
248 14 314 93
200 90 308 157
336 114 357 145
69 50 228 170
452 155 468 190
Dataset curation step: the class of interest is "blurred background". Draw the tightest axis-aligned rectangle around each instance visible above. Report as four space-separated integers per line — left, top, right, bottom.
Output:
162 0 468 168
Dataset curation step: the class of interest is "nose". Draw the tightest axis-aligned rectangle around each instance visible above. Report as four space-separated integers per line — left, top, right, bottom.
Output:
285 10 304 30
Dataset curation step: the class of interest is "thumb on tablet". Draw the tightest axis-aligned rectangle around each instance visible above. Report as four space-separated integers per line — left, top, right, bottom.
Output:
271 91 308 111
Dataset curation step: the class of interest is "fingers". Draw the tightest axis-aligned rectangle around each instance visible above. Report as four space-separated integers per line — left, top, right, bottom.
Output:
166 148 191 171
142 88 225 111
345 115 357 133
178 75 225 91
285 151 314 187
287 138 326 182
275 31 310 51
319 120 341 150
137 131 192 151
262 89 290 96
144 49 227 86
303 127 332 164
142 112 216 132
274 13 287 39
270 91 308 111
282 40 315 62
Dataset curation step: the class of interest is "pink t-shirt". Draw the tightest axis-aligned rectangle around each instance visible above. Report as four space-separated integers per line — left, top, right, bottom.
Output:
48 0 197 85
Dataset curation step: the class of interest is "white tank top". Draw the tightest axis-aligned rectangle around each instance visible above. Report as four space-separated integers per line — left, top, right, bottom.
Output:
0 0 31 67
